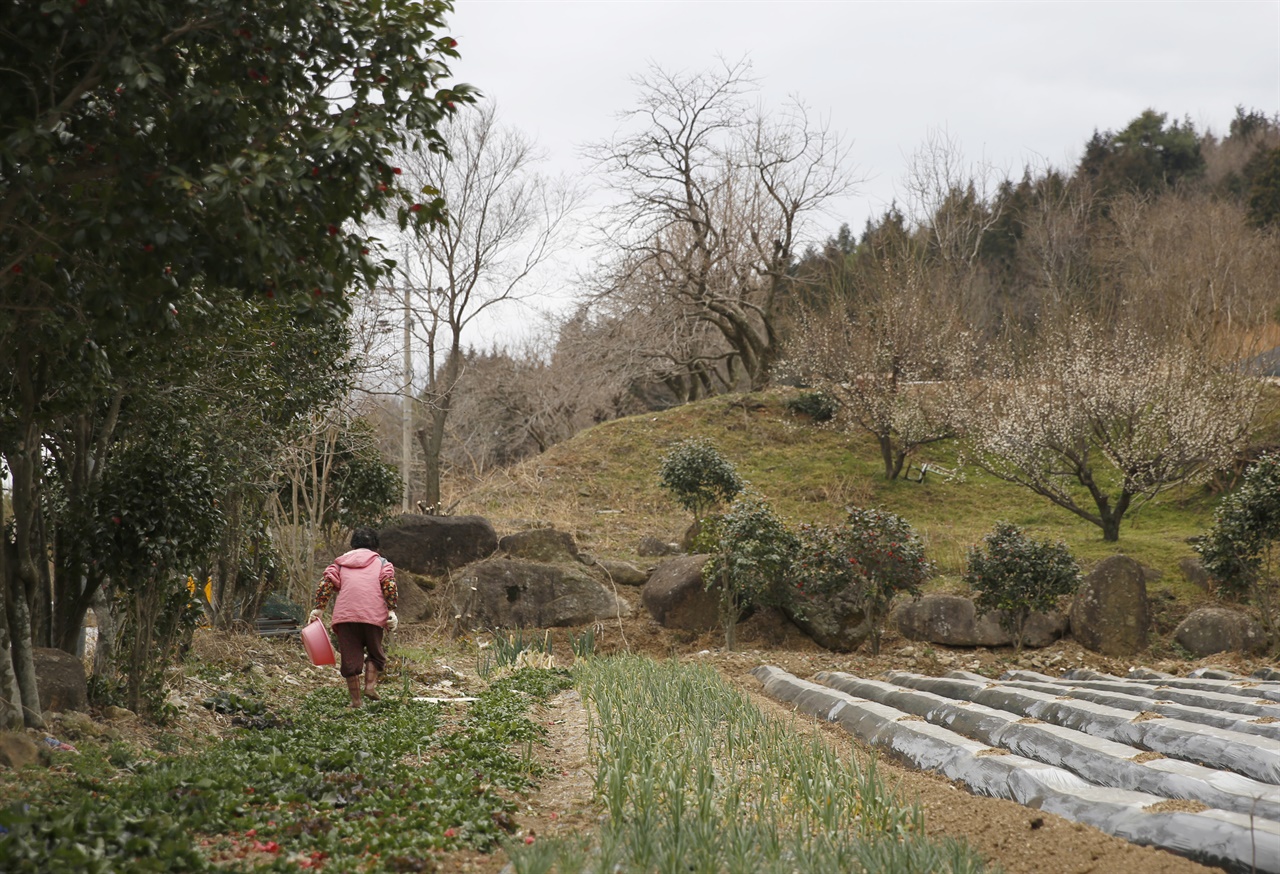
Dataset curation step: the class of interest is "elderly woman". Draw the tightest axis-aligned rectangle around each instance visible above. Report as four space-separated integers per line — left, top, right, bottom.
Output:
309 527 399 708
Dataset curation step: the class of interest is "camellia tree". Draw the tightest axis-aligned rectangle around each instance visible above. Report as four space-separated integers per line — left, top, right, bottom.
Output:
658 437 745 533
964 522 1080 652
793 508 931 655
0 0 472 728
1196 453 1280 649
701 491 798 651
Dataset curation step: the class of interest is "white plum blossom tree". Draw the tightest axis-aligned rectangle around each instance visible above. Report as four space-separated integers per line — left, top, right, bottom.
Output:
965 320 1258 541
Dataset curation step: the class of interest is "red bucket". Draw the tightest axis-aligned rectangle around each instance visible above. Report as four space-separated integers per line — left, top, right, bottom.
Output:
300 619 335 666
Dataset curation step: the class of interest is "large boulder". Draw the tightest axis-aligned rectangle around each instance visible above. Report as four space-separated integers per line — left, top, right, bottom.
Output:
785 589 873 653
592 559 649 587
498 528 580 563
378 514 497 577
641 555 718 631
1174 607 1268 657
455 557 631 629
896 594 1004 647
636 536 680 558
1178 556 1211 591
34 646 88 713
1070 555 1150 656
0 733 40 770
395 572 436 623
894 594 1067 649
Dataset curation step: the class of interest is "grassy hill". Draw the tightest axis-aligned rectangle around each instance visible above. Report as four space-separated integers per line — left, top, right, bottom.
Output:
454 387 1279 606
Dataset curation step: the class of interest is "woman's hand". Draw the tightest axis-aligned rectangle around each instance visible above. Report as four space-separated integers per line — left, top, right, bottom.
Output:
386 611 399 632
308 609 324 624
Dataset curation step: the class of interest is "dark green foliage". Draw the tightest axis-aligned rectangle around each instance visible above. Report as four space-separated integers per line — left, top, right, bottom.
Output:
793 508 931 654
95 430 225 716
0 0 471 326
1197 452 1280 645
1245 147 1280 228
0 669 571 872
786 391 838 423
658 438 744 523
702 491 799 650
964 522 1080 651
1079 109 1205 196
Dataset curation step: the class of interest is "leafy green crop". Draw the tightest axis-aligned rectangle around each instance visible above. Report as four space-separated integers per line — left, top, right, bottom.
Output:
0 669 571 872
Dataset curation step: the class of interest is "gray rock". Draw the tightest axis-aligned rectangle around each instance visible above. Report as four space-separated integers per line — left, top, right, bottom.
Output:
0 732 40 770
378 514 498 576
894 594 1066 649
33 646 87 713
455 557 631 629
395 572 436 623
785 587 873 652
595 559 649 586
1070 555 1149 656
1174 607 1268 657
1178 556 1211 591
641 555 718 631
637 536 681 557
498 528 580 563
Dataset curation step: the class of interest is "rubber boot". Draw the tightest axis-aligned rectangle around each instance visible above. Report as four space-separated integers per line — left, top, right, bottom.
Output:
346 676 362 709
364 662 380 701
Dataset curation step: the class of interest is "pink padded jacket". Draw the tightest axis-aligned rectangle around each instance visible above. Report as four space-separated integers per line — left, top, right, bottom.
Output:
324 548 395 627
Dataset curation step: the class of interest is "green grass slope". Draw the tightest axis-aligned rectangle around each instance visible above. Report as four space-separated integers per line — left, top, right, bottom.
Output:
456 387 1269 601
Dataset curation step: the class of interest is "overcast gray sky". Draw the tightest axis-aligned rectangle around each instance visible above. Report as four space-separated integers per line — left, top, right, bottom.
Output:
441 0 1280 336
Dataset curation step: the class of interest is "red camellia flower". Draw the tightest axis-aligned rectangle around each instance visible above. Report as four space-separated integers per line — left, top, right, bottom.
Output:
410 203 423 212
311 167 320 177
327 224 339 235
392 167 402 175
10 264 21 274
444 828 456 838
447 38 458 48
111 516 121 525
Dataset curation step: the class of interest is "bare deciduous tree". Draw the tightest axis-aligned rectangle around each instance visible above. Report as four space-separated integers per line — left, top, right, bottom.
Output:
587 58 855 392
784 261 976 479
965 319 1258 541
395 104 582 509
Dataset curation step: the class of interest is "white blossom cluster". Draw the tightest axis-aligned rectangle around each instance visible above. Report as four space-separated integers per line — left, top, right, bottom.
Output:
965 320 1258 531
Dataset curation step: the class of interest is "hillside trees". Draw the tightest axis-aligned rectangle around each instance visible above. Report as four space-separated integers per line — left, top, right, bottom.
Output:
1078 110 1205 196
0 0 469 727
394 103 581 511
586 59 855 393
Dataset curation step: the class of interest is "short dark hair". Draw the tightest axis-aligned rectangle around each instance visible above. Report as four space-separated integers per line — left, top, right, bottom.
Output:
351 527 380 550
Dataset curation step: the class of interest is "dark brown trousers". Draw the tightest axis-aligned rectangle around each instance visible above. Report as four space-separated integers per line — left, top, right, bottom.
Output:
333 622 385 678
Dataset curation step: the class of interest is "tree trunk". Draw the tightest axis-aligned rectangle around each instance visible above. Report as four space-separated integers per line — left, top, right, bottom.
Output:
877 434 897 480
0 484 25 730
4 440 46 728
5 571 44 728
91 583 115 679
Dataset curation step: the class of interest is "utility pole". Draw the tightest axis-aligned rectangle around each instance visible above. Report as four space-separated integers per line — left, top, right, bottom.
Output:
401 248 413 513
